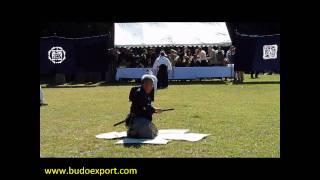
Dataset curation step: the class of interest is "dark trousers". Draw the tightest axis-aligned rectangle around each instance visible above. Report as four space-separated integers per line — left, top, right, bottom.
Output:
127 117 158 139
251 71 259 78
157 65 168 88
200 60 208 66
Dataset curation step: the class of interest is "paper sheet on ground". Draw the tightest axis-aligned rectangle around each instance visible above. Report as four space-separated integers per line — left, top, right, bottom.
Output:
96 131 127 139
96 129 209 144
95 129 189 139
158 129 189 134
157 133 210 142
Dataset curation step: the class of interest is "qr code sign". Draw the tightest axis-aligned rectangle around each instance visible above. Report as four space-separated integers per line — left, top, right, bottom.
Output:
263 44 278 60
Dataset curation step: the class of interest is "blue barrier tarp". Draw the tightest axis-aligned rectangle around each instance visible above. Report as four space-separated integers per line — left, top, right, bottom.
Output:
116 66 234 80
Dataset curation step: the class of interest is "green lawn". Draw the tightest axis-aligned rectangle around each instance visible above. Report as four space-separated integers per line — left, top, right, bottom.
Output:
40 74 280 158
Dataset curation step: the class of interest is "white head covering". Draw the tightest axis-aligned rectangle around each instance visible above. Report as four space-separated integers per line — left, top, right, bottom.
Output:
146 69 153 75
141 75 153 82
160 50 167 57
141 69 158 91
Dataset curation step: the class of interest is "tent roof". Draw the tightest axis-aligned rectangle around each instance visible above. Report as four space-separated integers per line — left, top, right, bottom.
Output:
114 22 232 48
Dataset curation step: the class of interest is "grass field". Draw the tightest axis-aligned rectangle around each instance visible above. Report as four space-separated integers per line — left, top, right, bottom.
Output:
40 74 280 158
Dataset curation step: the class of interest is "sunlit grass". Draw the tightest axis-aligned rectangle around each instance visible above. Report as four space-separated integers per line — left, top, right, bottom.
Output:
40 74 280 157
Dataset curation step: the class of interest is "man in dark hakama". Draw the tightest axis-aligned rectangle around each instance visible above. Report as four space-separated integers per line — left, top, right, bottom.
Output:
126 77 163 139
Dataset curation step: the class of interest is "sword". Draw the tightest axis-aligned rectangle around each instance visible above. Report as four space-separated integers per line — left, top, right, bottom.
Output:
161 108 175 112
113 108 174 127
113 120 127 127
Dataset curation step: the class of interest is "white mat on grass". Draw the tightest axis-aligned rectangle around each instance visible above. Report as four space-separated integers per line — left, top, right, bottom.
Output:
157 133 210 142
95 129 189 139
96 131 127 139
96 129 209 144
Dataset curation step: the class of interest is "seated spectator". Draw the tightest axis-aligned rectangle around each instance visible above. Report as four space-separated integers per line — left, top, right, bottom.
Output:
175 48 186 67
177 48 184 61
183 47 189 56
117 48 127 67
180 49 188 66
175 57 185 67
169 49 179 66
184 50 193 67
40 86 48 106
128 50 136 67
194 48 200 66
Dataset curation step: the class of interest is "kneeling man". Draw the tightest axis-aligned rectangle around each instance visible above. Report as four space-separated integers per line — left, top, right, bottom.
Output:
126 77 163 139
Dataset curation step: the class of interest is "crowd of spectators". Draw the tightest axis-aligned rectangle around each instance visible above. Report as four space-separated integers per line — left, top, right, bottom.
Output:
109 46 236 68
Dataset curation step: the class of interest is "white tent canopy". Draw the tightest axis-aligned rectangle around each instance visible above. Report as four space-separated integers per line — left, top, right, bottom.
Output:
114 22 232 47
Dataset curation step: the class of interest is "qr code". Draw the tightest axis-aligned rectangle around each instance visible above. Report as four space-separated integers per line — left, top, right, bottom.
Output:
263 44 278 60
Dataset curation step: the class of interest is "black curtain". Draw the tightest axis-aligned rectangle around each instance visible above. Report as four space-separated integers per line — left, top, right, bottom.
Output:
234 33 280 72
74 35 109 72
40 37 77 74
40 35 110 74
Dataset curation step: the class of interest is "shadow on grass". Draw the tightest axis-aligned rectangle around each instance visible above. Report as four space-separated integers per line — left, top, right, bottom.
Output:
169 80 228 86
233 81 280 85
44 84 99 88
100 81 137 87
122 144 142 148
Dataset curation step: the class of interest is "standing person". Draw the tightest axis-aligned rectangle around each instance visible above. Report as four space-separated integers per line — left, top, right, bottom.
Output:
216 46 225 66
228 45 244 83
106 48 118 82
175 48 184 67
152 50 172 88
131 51 141 68
177 48 184 63
236 71 244 83
207 47 217 66
226 46 236 64
234 67 244 83
147 48 157 66
117 48 126 67
126 49 135 67
140 48 148 67
266 71 273 75
226 46 236 81
216 46 226 80
198 47 208 66
126 77 163 139
40 86 48 106
251 71 259 78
